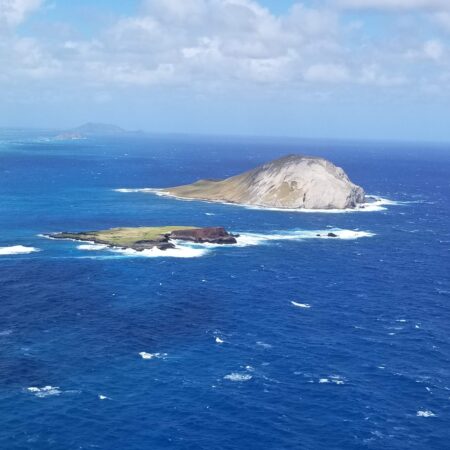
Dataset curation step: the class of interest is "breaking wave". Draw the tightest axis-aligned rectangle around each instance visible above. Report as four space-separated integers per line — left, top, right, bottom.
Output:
26 386 62 398
235 229 375 247
77 244 108 251
0 245 40 256
224 373 253 382
115 189 400 213
139 352 167 360
243 196 401 213
111 244 208 258
70 227 374 258
417 410 436 418
291 301 311 309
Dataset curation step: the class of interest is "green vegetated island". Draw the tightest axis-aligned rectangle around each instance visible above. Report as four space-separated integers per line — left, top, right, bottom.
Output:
48 226 238 251
47 154 366 252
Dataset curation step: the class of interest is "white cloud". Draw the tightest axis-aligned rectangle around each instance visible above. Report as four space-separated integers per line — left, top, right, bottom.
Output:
0 0 42 27
423 39 445 61
1 0 449 103
434 12 450 31
334 0 450 11
304 63 350 83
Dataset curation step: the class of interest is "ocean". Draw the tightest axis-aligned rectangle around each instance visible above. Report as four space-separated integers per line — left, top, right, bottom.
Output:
0 130 449 449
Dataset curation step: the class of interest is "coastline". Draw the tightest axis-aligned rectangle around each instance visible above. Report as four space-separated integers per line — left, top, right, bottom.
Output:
114 188 399 213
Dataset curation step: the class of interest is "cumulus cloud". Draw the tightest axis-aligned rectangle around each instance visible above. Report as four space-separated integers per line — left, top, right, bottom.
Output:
1 0 449 103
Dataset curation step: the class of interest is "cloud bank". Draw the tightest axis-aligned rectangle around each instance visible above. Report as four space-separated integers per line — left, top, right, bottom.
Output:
1 0 450 138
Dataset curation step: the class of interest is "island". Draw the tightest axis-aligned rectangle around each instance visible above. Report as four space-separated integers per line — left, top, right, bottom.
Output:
156 154 365 210
55 122 143 140
47 226 238 251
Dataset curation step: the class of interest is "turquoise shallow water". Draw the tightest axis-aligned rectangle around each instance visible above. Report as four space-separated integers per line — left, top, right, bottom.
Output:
0 131 449 449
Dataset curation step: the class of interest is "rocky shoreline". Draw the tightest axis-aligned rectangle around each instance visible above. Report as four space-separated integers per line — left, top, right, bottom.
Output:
47 226 238 251
160 155 366 210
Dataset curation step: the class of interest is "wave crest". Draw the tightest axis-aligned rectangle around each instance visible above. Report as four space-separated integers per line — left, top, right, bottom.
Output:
0 245 40 256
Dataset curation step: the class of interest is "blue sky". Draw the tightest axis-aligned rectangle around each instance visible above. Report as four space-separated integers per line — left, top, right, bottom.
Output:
1 0 450 141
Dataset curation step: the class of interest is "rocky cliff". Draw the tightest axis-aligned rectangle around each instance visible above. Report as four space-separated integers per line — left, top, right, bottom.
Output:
162 155 365 210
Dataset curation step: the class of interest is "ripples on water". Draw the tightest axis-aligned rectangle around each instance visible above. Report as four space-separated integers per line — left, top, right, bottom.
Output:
0 132 449 449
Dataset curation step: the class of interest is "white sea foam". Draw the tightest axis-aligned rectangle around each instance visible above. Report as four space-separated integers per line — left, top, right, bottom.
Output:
417 410 436 417
72 227 373 259
112 244 208 259
116 188 400 214
224 373 253 382
114 188 147 193
27 386 61 398
319 376 346 385
0 245 40 256
242 196 400 213
75 241 208 258
291 301 311 309
98 394 110 400
256 341 272 349
235 228 375 247
77 244 108 251
139 352 167 360
215 337 224 344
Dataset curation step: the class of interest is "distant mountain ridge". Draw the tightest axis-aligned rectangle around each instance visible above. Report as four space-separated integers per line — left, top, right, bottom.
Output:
55 122 142 140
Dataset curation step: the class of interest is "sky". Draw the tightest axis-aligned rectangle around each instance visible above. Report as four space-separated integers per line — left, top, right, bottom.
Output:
1 0 450 142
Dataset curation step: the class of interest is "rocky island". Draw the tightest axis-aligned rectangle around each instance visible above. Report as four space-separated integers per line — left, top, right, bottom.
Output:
47 226 238 251
158 155 365 210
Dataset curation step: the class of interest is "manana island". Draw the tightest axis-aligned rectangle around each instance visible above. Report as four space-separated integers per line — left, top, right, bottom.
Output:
48 155 365 251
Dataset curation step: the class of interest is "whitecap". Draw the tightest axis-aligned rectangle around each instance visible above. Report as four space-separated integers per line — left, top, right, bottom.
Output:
98 394 110 400
27 386 61 398
224 373 252 382
77 244 108 251
215 337 224 344
256 341 272 349
319 376 345 385
0 245 40 256
291 301 311 309
417 410 436 417
139 352 167 360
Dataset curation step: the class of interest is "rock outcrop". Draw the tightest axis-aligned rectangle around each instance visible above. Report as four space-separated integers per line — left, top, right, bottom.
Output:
162 155 365 210
168 227 238 244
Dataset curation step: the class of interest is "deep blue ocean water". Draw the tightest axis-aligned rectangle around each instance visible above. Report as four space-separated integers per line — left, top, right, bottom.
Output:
0 130 449 449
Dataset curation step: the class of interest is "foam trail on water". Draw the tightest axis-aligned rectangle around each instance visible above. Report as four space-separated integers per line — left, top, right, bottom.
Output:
0 245 40 256
235 229 375 247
